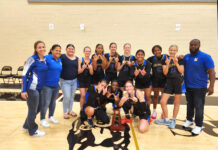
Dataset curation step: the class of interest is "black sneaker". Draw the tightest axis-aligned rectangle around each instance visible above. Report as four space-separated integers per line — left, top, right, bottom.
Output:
87 118 94 127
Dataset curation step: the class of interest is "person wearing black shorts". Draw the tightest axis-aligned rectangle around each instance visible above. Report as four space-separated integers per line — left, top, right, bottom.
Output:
104 42 119 84
80 79 109 127
91 44 107 85
155 45 184 129
131 49 152 107
147 45 168 119
78 46 94 109
117 43 135 91
119 81 150 133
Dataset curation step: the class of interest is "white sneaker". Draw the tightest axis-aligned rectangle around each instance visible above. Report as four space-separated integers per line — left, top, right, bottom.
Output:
182 120 194 128
31 130 45 137
192 126 202 135
48 116 59 124
22 127 28 132
40 119 50 127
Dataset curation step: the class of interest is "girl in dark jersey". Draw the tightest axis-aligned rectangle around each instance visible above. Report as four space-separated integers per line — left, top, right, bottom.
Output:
119 81 150 133
91 44 107 85
104 42 119 84
147 45 168 119
78 46 94 109
155 45 184 129
131 49 152 108
80 79 109 127
106 80 123 108
117 43 136 91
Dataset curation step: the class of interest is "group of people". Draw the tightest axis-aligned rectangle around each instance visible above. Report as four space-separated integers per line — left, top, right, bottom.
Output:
21 39 215 137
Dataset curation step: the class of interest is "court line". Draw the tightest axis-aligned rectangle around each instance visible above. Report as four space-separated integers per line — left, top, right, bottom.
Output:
204 113 214 120
130 122 140 150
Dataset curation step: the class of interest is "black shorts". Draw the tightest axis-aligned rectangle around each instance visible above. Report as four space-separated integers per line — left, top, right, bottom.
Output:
152 77 166 88
91 73 105 85
78 80 91 88
105 73 117 84
135 80 151 89
94 108 110 124
164 77 183 94
133 105 149 120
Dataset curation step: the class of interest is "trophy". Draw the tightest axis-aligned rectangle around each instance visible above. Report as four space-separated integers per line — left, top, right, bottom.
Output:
110 108 123 131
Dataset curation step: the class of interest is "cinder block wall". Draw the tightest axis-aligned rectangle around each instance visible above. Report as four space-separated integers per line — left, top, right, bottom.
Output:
0 0 217 74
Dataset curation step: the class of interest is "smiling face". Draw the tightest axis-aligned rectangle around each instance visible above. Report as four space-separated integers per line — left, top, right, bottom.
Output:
125 82 134 94
136 51 144 62
153 47 162 58
110 43 117 55
35 42 46 56
111 81 119 92
51 46 61 59
84 47 91 58
96 45 103 55
98 80 107 90
169 46 178 57
66 46 75 57
123 44 131 55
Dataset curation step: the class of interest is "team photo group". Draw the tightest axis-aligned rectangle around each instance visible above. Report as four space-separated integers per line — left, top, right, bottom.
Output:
21 39 215 137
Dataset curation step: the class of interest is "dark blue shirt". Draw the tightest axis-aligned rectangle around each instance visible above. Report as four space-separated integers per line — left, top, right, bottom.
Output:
22 54 48 93
184 51 214 88
44 54 62 87
60 54 78 80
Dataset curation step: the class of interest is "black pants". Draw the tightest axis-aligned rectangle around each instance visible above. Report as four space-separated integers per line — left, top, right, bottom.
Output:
185 88 207 127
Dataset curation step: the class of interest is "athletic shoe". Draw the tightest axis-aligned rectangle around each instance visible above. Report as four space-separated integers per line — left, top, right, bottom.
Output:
155 118 171 125
22 127 28 132
40 119 50 127
168 119 176 129
151 111 157 119
31 130 45 137
121 117 132 124
192 126 202 136
182 120 194 129
48 117 59 124
87 118 94 127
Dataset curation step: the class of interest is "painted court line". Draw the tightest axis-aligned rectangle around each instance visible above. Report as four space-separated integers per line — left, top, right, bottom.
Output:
204 113 215 121
130 122 140 150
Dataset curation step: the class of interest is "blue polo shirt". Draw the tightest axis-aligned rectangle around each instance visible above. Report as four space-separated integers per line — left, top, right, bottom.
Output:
44 54 62 87
184 51 214 88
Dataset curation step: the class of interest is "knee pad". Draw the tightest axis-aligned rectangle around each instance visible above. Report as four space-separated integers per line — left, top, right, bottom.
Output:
122 100 132 114
138 102 151 117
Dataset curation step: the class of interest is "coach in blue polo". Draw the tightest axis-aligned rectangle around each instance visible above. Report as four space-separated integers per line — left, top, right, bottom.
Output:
183 39 215 135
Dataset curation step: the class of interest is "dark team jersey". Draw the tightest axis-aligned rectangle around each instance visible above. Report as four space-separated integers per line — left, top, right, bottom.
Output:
78 57 92 82
130 60 151 84
107 86 123 103
104 53 118 74
84 86 107 108
147 54 168 79
162 58 184 79
91 54 105 76
118 55 136 81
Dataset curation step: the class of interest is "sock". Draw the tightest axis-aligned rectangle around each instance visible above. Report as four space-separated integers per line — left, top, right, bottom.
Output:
153 109 156 113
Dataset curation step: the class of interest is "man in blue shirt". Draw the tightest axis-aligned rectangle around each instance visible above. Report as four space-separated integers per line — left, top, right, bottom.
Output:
183 39 215 135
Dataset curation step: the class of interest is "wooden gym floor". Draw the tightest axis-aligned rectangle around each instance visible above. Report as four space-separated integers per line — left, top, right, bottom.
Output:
0 100 218 150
